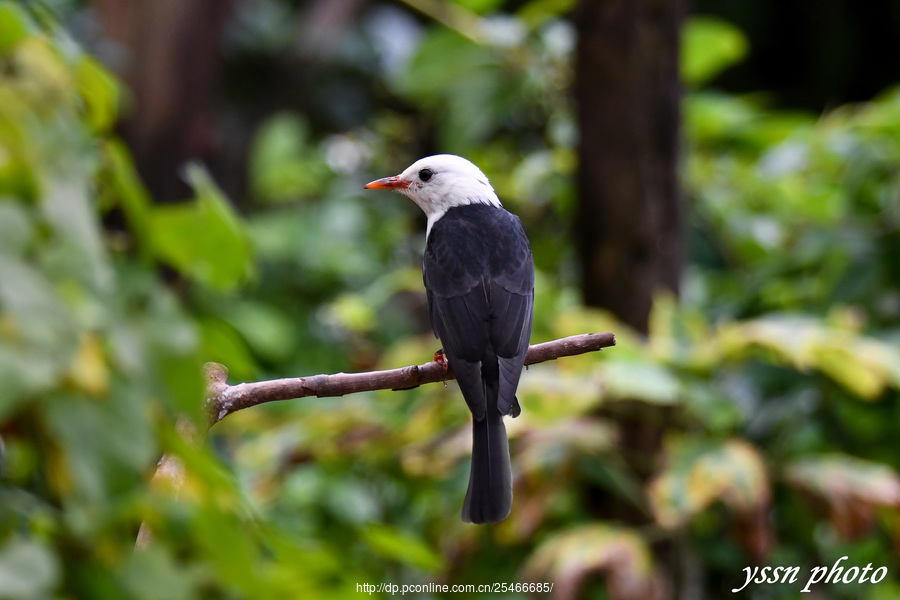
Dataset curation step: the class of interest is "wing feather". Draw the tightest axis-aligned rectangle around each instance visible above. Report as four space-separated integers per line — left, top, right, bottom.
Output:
423 205 534 418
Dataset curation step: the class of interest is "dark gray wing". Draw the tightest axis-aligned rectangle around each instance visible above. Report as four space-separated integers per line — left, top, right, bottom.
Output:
490 281 533 416
423 206 534 418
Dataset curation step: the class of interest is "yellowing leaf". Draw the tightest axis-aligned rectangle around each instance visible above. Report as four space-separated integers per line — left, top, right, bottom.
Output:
648 438 769 529
517 417 617 474
785 454 900 539
66 332 109 397
810 342 884 398
15 37 72 103
647 291 678 360
715 314 900 399
326 293 376 334
524 524 665 600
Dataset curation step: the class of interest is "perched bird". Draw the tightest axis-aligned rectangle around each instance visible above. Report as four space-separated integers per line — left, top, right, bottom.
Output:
365 155 534 523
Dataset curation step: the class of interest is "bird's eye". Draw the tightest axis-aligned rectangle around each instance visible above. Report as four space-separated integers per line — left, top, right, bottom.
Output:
418 168 433 182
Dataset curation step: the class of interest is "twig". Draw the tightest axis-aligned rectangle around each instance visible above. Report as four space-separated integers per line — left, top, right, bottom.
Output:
205 332 616 426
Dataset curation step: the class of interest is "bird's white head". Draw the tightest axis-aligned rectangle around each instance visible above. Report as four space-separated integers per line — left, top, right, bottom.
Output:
364 154 501 237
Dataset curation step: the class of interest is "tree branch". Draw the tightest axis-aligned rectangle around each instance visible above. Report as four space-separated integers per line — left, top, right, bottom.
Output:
137 331 615 549
205 332 616 426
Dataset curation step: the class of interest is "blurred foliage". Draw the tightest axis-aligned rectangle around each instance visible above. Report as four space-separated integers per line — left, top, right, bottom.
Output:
2 2 900 600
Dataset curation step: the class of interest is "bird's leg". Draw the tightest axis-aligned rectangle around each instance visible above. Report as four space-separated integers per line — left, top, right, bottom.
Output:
433 348 450 387
433 348 449 371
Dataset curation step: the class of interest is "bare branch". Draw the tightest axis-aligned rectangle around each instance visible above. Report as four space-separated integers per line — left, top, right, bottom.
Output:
138 331 615 548
205 332 616 426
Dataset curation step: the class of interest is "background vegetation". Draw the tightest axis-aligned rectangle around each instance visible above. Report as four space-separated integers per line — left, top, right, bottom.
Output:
1 1 899 599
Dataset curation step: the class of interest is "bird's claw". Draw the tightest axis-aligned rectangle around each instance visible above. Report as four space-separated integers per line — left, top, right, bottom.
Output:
433 348 449 373
434 349 450 387
510 397 522 418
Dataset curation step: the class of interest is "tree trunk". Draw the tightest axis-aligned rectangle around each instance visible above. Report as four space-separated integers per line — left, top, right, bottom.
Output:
93 0 233 202
575 0 683 333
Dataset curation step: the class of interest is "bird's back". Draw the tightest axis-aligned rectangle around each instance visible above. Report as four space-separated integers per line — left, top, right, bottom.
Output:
424 204 533 301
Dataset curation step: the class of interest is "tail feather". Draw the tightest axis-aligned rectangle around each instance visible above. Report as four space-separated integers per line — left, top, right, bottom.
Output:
461 407 511 524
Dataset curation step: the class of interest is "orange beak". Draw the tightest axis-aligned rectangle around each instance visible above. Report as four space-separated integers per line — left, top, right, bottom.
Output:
364 175 410 190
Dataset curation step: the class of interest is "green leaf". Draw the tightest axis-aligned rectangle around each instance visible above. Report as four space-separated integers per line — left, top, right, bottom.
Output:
456 0 505 15
75 55 120 133
683 92 759 146
394 28 513 149
0 202 34 257
0 255 77 351
325 293 377 334
198 317 257 381
99 140 153 256
117 547 205 600
44 389 156 503
149 165 253 290
223 300 296 364
602 360 681 405
0 537 60 599
517 0 578 29
681 17 748 86
41 176 114 295
0 2 31 55
248 113 330 203
361 524 443 573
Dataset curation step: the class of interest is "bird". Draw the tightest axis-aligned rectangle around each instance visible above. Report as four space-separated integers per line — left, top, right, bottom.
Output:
365 154 534 524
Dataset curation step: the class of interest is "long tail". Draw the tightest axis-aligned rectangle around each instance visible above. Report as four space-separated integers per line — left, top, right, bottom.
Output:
461 406 511 524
